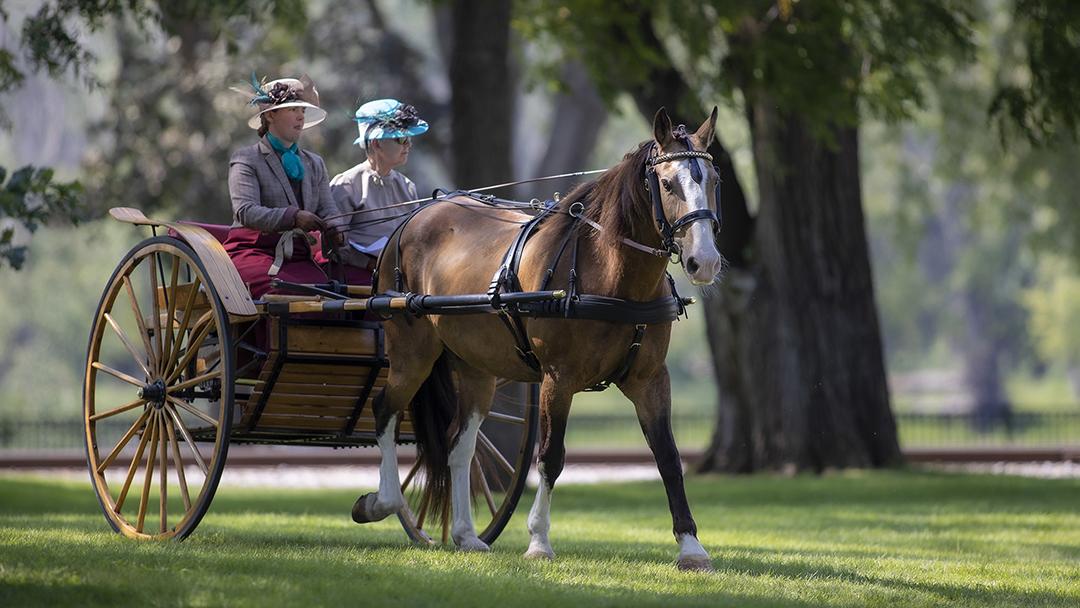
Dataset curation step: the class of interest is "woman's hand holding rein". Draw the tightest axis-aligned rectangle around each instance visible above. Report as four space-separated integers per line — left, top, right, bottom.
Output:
294 209 326 231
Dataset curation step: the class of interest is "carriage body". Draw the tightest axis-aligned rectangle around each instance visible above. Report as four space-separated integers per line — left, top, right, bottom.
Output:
83 208 538 543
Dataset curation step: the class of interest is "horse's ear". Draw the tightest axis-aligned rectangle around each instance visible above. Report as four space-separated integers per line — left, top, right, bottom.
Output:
653 107 674 148
694 106 718 148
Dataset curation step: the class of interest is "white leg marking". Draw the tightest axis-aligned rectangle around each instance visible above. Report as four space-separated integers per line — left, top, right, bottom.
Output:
524 463 555 559
449 413 489 551
676 533 713 571
363 414 405 520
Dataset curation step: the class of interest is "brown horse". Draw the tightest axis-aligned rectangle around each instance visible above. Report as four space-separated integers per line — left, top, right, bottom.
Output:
352 108 723 570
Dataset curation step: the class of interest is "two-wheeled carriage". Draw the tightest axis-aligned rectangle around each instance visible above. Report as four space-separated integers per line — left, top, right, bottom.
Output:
83 207 553 543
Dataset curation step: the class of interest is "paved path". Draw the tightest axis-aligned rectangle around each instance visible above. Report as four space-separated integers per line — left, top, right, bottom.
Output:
5 461 1079 489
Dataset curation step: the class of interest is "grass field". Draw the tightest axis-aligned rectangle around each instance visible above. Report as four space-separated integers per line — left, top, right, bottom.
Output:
1 470 1078 607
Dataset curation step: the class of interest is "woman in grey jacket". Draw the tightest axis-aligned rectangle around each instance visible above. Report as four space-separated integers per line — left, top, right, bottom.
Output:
223 74 342 297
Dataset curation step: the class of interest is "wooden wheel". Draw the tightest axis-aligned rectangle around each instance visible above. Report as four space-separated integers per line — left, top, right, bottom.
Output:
83 236 235 540
398 380 538 546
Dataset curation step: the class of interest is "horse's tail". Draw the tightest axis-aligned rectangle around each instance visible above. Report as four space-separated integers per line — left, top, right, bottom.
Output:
409 352 457 525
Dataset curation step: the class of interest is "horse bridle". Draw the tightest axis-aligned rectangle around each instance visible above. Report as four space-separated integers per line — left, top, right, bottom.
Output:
645 127 723 258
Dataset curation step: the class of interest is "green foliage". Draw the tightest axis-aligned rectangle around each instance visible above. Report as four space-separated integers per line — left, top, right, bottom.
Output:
0 166 83 270
990 1 1080 144
0 220 139 417
1025 259 1080 369
515 1 974 133
2 472 1079 607
0 1 155 99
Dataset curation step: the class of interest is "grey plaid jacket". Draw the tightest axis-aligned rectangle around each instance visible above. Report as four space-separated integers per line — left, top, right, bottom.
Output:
227 137 343 232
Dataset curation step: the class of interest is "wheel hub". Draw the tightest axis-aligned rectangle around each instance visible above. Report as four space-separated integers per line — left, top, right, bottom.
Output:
138 379 167 408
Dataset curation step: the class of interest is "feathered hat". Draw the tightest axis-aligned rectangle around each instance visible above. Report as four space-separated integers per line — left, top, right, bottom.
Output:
353 98 429 146
233 73 327 130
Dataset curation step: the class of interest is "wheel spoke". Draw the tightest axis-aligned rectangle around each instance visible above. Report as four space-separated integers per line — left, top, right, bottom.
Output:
472 458 497 516
167 370 221 395
476 446 506 493
123 275 159 374
136 411 160 533
89 398 146 423
164 276 202 375
159 411 169 534
416 486 432 530
166 395 219 429
97 408 151 473
114 411 155 512
485 411 525 426
440 499 450 544
92 361 145 388
148 252 164 369
165 312 214 384
476 432 515 476
400 457 422 493
166 406 209 475
104 313 154 380
164 413 192 512
161 257 181 373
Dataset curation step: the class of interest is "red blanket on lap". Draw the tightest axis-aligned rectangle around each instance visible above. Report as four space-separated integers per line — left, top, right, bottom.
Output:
222 227 327 298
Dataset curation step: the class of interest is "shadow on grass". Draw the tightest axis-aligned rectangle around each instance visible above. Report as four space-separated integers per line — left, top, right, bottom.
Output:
3 471 1078 607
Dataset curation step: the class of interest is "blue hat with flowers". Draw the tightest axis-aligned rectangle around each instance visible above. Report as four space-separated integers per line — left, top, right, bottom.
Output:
353 98 429 146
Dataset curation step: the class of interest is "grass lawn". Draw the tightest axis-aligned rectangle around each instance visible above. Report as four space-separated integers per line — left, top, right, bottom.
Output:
1 469 1077 607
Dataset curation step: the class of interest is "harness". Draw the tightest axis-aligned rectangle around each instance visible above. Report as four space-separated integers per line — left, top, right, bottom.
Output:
375 128 722 391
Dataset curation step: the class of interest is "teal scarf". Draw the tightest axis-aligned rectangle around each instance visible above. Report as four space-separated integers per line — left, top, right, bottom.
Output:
266 132 305 182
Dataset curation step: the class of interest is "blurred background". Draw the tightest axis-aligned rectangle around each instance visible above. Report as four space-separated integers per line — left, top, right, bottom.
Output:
1 0 1078 471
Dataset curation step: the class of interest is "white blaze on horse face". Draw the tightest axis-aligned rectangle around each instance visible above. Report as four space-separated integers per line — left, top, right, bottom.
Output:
448 413 489 551
672 163 722 286
524 463 556 559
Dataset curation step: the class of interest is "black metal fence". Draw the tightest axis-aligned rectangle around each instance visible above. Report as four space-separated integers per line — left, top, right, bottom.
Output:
3 410 1078 451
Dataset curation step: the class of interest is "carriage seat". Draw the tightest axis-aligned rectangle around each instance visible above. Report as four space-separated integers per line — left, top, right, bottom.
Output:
169 221 231 244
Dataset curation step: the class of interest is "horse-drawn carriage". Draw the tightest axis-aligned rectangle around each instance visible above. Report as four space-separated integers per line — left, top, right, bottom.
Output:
83 108 722 570
83 207 549 543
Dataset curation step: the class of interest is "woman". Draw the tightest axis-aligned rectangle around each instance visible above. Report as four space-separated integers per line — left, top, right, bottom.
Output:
320 98 428 284
224 74 343 298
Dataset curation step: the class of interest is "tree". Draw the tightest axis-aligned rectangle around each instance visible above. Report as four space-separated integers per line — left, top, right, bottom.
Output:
0 1 303 260
519 1 981 471
0 0 153 268
446 0 514 188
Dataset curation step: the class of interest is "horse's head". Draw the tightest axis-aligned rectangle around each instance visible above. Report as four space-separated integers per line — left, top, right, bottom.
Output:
648 107 723 286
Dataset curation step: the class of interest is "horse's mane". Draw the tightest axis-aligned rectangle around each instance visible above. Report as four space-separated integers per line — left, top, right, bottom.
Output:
542 141 655 267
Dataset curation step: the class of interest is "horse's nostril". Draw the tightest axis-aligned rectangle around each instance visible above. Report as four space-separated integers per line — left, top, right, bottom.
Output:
686 257 699 274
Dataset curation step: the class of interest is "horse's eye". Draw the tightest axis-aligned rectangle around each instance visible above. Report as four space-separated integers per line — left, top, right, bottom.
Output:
661 178 673 193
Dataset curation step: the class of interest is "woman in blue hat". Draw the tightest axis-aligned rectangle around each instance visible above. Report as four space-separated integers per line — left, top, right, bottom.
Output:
321 99 428 284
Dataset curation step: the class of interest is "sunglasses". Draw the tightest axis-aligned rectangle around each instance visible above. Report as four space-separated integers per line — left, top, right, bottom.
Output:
392 136 411 146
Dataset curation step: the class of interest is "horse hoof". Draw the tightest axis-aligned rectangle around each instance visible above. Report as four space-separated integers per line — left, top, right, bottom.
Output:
677 556 715 572
457 537 491 552
524 547 555 561
351 492 381 524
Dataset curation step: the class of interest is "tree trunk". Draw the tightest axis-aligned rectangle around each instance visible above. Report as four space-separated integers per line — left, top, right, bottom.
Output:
610 10 899 471
448 0 513 188
724 99 901 470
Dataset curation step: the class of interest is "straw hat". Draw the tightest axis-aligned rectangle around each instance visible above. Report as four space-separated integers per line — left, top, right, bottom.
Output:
234 73 327 130
352 98 429 146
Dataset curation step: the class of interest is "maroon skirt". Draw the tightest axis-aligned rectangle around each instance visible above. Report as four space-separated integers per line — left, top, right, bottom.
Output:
223 227 327 298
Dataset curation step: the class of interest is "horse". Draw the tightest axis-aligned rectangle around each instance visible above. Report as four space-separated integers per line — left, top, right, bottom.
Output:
351 107 723 571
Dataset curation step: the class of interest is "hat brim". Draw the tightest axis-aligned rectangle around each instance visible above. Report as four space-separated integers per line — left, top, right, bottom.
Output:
248 102 327 130
352 120 429 145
